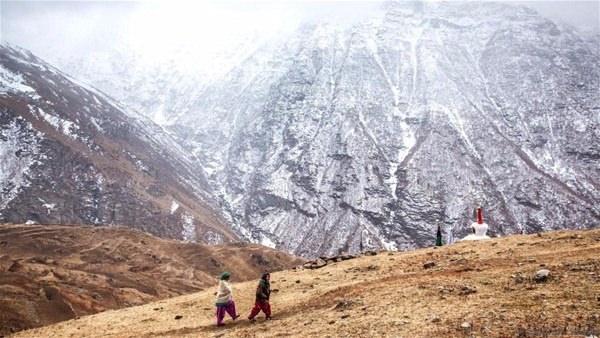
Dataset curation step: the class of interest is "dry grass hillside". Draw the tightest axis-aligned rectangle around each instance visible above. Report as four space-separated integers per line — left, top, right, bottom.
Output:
11 228 600 338
0 224 303 335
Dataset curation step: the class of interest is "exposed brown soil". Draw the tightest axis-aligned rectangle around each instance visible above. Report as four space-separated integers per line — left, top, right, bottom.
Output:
0 224 304 336
11 228 600 338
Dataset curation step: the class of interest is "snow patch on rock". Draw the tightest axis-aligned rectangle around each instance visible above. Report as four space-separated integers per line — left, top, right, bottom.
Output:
35 108 80 139
0 119 43 210
0 64 36 95
181 213 196 242
170 200 180 214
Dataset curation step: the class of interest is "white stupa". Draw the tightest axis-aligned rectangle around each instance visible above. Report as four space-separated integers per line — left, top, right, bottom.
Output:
461 207 491 241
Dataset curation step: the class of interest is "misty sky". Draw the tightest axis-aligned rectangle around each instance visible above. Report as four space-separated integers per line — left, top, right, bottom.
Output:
1 0 598 74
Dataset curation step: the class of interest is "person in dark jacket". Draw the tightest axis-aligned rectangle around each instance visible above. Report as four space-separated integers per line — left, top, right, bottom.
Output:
248 272 271 320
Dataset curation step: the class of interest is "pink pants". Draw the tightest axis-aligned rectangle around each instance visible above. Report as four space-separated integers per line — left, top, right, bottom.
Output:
216 300 237 325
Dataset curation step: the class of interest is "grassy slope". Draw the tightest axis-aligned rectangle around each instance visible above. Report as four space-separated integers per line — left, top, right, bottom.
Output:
13 229 600 338
0 224 303 335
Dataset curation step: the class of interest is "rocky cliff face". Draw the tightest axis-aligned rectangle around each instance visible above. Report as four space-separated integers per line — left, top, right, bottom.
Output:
0 44 233 243
5 2 600 258
165 2 600 256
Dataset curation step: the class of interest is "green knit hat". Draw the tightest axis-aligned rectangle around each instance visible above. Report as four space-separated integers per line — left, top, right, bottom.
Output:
220 272 231 280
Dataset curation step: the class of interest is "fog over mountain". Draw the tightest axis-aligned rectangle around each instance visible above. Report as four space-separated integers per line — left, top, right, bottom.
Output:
1 1 599 257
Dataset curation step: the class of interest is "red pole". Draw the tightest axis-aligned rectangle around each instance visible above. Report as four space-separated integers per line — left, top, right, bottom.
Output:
477 207 483 224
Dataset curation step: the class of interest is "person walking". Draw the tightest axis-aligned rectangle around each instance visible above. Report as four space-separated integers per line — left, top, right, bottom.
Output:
215 272 240 326
248 272 272 321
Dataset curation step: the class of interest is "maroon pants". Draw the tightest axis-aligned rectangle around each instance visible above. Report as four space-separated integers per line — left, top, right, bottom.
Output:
248 300 271 319
216 300 237 325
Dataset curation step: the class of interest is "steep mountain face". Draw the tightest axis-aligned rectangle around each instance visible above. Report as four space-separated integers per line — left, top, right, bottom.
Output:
0 44 234 243
11 2 600 258
166 2 600 256
48 35 271 125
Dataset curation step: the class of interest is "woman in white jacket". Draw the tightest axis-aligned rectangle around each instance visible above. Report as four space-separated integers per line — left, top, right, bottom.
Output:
215 272 240 326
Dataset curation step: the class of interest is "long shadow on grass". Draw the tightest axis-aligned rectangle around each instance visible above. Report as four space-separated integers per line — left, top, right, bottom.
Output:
144 308 298 337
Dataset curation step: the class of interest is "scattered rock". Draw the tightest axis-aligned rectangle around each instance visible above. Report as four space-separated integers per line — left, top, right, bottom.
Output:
512 273 525 284
7 261 23 272
455 258 468 265
459 285 477 295
174 315 183 320
423 261 436 269
363 251 377 256
340 314 350 319
328 320 336 325
438 286 454 294
340 254 356 261
295 280 301 284
303 258 327 270
461 322 471 329
534 269 551 283
331 299 358 311
430 315 441 323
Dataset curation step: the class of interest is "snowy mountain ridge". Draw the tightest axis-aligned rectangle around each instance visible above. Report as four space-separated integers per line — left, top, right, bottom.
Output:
0 43 234 243
2 1 599 257
163 1 599 256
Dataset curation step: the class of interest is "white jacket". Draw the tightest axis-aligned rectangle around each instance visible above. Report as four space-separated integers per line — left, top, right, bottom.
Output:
215 280 232 305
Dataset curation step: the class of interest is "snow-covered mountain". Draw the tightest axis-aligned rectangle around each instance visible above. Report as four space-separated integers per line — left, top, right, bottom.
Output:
165 1 600 256
0 44 234 244
4 1 600 257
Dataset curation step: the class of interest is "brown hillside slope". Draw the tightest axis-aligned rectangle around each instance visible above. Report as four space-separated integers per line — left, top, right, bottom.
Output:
0 224 303 335
11 229 600 338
